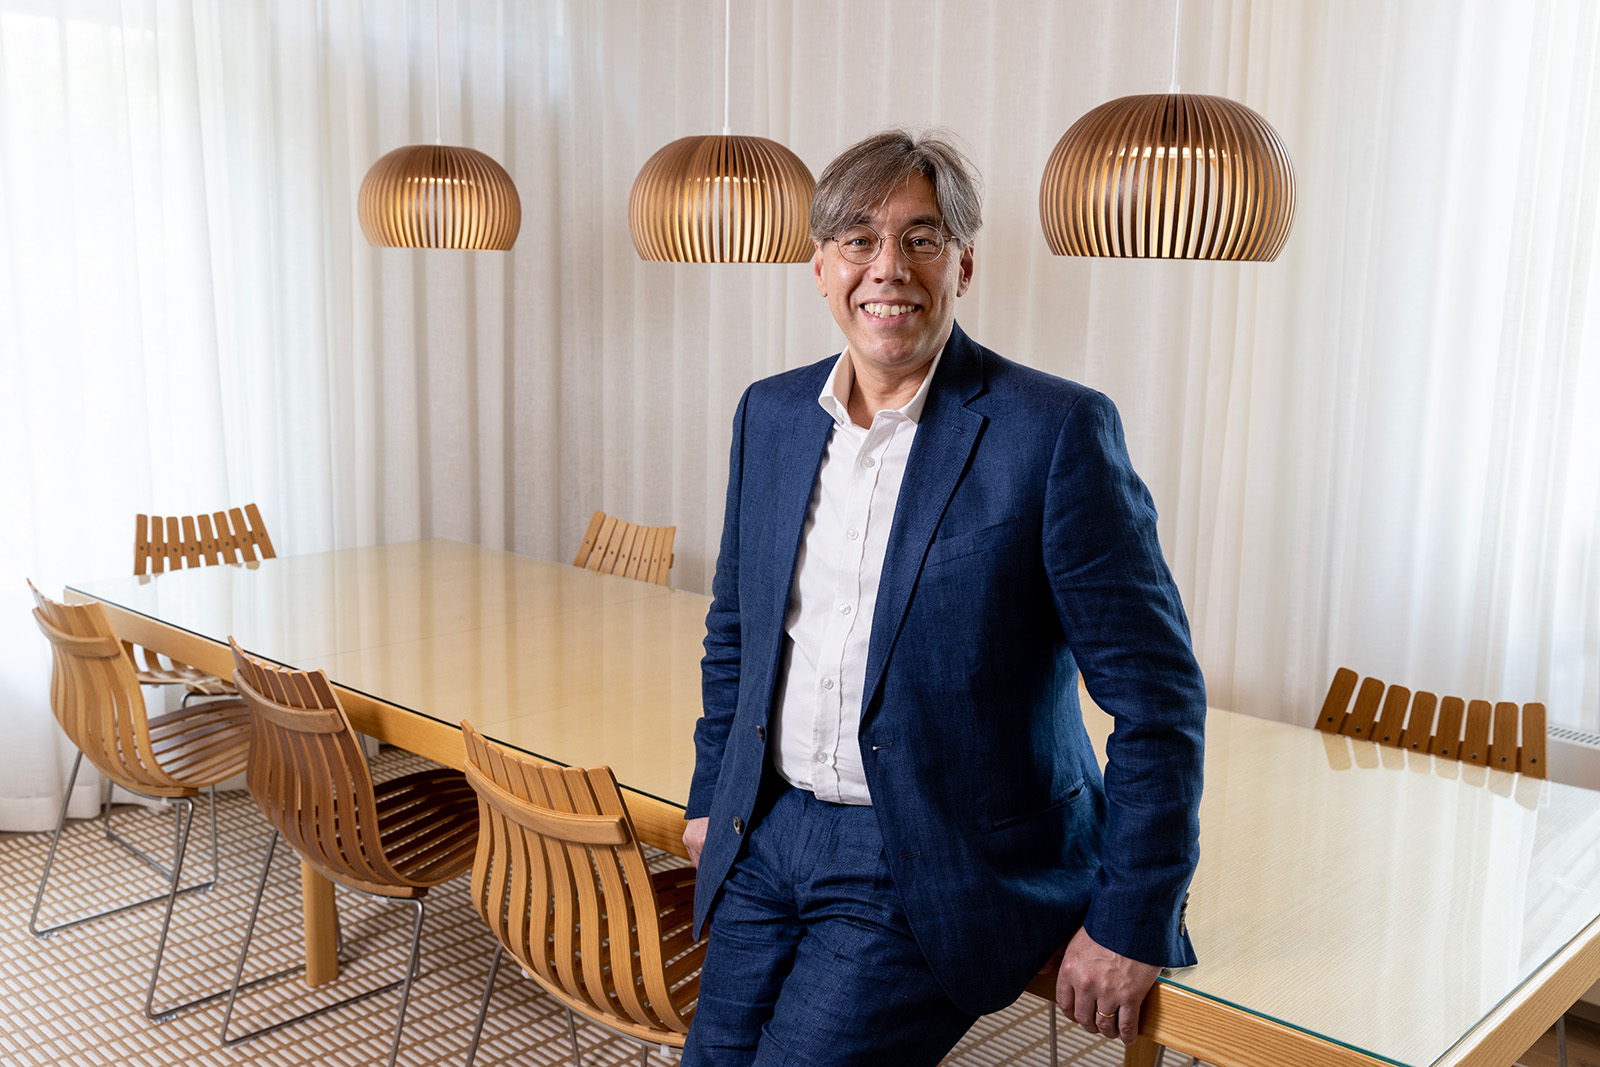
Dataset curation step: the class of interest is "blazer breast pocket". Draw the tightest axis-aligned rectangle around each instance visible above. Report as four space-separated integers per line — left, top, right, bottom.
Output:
924 517 1024 568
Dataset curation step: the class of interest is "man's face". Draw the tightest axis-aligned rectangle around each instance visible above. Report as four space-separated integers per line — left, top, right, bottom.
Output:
812 174 974 383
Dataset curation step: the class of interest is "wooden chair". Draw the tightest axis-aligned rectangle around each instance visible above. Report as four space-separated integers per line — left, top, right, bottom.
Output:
222 641 478 1067
573 510 676 586
27 581 251 1021
129 504 277 698
459 721 704 1067
1315 667 1548 778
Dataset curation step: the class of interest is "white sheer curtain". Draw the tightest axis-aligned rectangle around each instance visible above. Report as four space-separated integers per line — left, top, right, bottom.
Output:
3 0 1596 829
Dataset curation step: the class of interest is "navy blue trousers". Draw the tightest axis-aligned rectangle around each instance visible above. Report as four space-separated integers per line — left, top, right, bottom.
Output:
682 784 978 1066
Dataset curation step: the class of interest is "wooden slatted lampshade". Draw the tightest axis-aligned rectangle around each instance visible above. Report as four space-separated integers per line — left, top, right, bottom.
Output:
358 144 521 250
629 134 816 263
1039 93 1295 261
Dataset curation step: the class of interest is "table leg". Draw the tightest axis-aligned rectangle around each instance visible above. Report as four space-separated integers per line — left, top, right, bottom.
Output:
1124 1035 1161 1067
302 860 339 986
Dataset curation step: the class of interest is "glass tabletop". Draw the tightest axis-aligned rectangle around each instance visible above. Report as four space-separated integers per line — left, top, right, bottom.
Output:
1114 710 1600 1066
67 539 709 807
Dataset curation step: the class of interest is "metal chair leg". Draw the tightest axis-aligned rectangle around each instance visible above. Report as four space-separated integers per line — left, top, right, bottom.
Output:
1557 1013 1568 1067
1048 1000 1057 1067
222 831 429 1067
29 754 217 937
463 945 505 1067
142 794 196 1020
566 1007 586 1067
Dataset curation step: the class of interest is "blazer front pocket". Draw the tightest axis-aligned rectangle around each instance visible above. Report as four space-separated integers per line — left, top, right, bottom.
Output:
925 517 1024 567
990 778 1085 831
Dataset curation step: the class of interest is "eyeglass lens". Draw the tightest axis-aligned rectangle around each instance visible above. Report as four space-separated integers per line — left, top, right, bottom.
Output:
835 225 946 264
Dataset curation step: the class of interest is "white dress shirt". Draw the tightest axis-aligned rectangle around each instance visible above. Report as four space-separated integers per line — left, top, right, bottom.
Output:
770 347 944 804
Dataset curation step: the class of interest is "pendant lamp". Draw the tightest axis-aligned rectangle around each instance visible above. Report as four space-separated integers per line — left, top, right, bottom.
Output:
1039 0 1294 261
628 0 815 263
357 3 520 250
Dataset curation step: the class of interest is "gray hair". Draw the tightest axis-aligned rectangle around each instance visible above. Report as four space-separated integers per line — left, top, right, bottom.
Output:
810 128 984 247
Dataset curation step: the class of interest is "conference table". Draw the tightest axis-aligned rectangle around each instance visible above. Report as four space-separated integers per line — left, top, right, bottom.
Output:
66 539 1600 1067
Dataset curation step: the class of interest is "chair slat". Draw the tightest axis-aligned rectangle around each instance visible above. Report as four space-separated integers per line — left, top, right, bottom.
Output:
1460 700 1492 766
1372 685 1411 747
1488 701 1520 773
1521 703 1548 779
1400 691 1437 752
1431 697 1466 760
1340 677 1385 741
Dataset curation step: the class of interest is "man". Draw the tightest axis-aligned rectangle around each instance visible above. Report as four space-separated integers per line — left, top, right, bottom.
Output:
681 129 1206 1066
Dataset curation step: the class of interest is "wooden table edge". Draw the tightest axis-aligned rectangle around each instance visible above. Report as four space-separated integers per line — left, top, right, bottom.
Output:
1024 973 1390 1067
1432 909 1600 1067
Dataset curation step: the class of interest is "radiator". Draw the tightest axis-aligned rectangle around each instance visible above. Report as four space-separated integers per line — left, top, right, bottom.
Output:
1546 727 1600 1012
1548 726 1600 791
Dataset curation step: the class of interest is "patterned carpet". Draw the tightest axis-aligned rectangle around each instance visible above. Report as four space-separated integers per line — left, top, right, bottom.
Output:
0 749 1124 1067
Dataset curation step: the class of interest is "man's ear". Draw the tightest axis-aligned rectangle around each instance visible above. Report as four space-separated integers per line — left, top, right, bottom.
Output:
813 244 827 297
956 241 974 297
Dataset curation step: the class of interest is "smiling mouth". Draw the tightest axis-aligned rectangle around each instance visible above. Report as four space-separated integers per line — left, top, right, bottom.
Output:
862 302 918 319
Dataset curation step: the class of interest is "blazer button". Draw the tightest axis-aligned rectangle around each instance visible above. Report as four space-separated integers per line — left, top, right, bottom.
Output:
756 725 766 742
732 816 745 835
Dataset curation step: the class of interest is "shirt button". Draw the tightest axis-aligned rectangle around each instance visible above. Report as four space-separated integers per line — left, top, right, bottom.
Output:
846 529 859 540
839 604 852 615
814 751 828 763
861 456 876 468
821 678 835 690
732 816 745 835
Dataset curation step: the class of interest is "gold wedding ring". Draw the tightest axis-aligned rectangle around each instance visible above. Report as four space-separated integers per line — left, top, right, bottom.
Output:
1095 1009 1116 1019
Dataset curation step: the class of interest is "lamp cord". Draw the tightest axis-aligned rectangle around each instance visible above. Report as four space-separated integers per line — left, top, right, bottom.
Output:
433 0 443 144
722 0 732 135
1168 0 1182 93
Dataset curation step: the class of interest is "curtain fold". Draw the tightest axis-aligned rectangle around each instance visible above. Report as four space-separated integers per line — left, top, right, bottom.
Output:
3 0 1597 829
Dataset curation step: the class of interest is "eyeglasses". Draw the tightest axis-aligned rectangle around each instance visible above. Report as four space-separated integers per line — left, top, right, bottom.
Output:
830 223 954 265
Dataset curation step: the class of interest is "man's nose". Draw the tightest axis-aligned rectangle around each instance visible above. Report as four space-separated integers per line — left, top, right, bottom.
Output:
870 235 912 280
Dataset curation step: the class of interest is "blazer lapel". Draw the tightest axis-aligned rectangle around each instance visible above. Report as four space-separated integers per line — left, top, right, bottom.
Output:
860 324 988 722
756 360 837 630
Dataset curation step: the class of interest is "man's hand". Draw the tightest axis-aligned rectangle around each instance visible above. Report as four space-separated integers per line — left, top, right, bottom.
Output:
1054 926 1160 1045
683 816 709 866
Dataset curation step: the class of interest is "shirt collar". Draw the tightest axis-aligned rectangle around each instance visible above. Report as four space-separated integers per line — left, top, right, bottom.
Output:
817 345 946 428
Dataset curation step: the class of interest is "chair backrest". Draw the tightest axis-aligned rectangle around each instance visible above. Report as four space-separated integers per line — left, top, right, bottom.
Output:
27 581 194 797
573 510 675 586
229 640 419 897
460 721 698 1044
135 504 276 575
1316 667 1548 778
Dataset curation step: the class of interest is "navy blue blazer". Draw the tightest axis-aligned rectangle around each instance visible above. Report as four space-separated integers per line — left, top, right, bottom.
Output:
687 323 1206 1016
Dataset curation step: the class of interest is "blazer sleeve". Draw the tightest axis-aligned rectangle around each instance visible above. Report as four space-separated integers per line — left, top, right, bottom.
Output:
686 387 751 819
1043 389 1206 968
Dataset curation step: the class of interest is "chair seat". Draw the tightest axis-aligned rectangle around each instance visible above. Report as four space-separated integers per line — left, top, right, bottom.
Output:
137 663 238 697
369 769 480 894
146 699 251 789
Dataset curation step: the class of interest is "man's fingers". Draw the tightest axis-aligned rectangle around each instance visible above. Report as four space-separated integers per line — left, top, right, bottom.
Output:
1055 981 1075 1022
1119 1000 1140 1045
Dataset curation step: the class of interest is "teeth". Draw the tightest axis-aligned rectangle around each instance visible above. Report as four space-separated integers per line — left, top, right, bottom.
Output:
864 303 916 317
